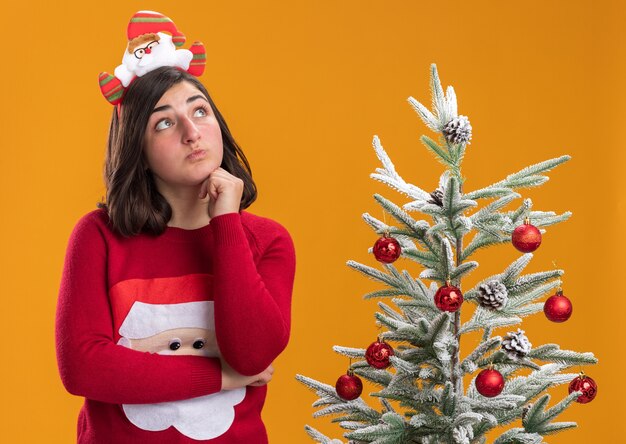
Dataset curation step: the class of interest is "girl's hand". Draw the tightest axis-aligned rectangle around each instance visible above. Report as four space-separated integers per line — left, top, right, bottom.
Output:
220 359 274 390
198 167 244 219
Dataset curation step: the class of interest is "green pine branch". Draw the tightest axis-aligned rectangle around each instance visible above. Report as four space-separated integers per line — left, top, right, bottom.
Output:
522 392 579 436
465 156 571 201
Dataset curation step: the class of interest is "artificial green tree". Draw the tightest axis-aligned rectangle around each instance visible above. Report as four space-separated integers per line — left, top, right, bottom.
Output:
297 64 597 444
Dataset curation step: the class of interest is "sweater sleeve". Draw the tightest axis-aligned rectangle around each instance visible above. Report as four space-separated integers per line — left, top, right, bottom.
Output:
55 213 223 404
210 212 296 376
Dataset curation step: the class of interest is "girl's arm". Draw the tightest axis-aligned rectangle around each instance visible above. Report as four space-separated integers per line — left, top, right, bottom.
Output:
55 214 225 405
211 212 296 376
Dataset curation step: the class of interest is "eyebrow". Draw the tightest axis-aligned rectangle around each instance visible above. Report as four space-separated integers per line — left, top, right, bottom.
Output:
151 95 210 114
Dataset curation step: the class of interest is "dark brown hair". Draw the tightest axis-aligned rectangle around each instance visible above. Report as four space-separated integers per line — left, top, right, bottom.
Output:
99 66 257 237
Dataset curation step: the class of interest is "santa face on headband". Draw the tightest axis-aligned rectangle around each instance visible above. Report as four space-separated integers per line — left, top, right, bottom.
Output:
116 300 246 440
115 32 193 87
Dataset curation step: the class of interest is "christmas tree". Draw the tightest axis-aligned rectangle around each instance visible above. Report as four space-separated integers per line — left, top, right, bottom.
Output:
296 64 598 444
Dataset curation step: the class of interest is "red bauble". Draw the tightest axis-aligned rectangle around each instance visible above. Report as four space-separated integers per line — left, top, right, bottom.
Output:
475 368 505 397
544 290 572 322
568 374 597 404
512 221 542 253
373 236 402 263
365 339 394 369
335 370 363 401
434 284 464 312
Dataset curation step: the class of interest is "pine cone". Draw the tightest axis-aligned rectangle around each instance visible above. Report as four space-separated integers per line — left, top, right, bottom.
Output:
478 280 508 310
502 329 532 359
443 115 472 145
428 188 444 206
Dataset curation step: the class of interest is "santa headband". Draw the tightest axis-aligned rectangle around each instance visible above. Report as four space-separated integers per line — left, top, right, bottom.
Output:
98 10 206 106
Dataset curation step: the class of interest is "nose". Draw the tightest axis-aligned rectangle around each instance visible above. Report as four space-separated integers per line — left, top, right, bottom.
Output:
145 47 152 54
181 116 201 144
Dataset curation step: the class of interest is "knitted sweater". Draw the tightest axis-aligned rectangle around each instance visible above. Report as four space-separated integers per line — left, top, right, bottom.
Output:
55 209 296 443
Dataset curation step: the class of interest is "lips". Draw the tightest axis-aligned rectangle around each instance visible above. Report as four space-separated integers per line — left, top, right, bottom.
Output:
187 149 207 161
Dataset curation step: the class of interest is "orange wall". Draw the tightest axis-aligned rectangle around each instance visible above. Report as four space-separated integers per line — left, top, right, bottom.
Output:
0 1 622 442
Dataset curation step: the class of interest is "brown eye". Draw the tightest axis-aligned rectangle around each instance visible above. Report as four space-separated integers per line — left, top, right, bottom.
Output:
193 339 205 349
169 339 181 351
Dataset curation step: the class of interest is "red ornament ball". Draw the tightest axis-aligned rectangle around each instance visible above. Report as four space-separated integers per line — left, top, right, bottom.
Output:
475 368 505 397
434 284 464 312
512 221 542 253
365 340 395 369
335 371 363 401
568 374 597 404
544 291 572 322
373 236 402 263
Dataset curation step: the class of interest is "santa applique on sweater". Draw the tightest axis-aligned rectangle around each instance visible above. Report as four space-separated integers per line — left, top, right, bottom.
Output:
110 274 245 440
99 11 206 105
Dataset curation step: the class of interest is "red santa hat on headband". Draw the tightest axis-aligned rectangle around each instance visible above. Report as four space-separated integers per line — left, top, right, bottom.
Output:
126 10 186 47
98 10 206 106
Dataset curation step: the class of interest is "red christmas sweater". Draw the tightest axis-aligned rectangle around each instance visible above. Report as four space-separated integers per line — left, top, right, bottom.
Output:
56 209 296 443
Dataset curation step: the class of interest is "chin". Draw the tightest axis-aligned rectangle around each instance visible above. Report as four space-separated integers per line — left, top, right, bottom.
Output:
187 162 219 179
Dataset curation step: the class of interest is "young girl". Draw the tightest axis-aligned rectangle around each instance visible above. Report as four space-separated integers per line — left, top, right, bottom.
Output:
55 15 295 443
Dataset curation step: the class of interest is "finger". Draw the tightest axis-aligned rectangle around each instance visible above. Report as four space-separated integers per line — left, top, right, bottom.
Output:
212 168 240 183
250 377 267 386
208 180 220 201
250 375 271 386
209 168 230 179
208 169 242 188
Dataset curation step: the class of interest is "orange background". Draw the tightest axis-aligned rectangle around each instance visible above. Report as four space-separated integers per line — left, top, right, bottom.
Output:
0 1 623 442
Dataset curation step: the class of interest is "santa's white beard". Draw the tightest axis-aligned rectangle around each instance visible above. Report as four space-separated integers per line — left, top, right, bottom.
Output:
123 388 246 440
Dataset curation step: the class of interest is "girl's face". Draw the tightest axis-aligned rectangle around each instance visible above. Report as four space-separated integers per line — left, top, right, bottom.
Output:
143 81 223 193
